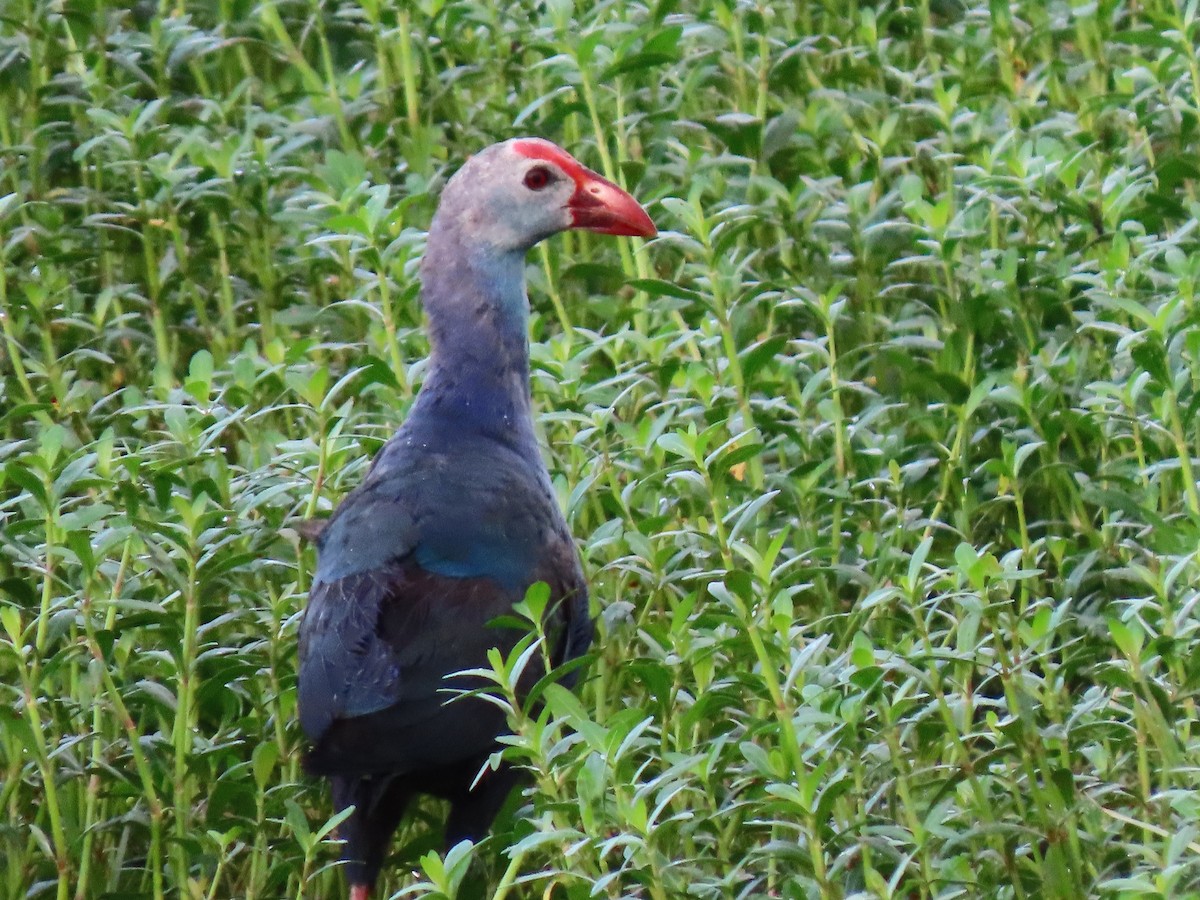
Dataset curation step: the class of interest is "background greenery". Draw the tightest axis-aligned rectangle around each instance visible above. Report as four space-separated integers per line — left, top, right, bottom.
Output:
3 0 1200 897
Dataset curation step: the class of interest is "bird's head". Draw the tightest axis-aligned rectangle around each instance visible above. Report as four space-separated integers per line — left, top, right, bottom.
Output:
435 137 656 253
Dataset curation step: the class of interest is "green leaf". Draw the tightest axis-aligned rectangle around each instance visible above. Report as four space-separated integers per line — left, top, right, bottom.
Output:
251 741 278 790
284 800 312 849
1 606 22 644
188 349 214 385
739 334 787 381
627 278 702 303
514 580 551 623
656 431 694 459
1130 336 1170 385
39 424 66 468
1108 617 1144 661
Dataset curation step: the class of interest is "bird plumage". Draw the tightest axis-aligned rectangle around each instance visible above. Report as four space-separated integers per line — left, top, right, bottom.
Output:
296 138 654 897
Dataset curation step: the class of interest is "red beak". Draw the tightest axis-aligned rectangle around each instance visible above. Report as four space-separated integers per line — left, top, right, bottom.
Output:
567 168 657 238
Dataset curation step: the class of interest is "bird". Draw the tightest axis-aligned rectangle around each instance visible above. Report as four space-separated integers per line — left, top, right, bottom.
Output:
296 137 656 899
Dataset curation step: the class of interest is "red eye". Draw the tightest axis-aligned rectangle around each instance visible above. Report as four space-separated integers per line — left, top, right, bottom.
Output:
524 166 552 191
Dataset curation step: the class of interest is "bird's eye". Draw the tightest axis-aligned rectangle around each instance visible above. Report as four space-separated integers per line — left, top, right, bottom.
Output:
524 166 553 191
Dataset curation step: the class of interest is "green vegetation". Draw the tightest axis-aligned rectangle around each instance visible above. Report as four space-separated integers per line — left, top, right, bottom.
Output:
3 0 1200 897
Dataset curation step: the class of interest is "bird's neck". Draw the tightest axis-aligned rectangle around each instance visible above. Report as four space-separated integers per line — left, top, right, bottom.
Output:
411 225 535 444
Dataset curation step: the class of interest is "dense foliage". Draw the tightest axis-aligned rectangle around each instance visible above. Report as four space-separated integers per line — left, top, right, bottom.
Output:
4 0 1200 897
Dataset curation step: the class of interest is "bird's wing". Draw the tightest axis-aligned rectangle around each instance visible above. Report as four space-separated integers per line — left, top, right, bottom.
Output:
301 556 586 777
298 556 521 732
297 478 590 754
299 563 402 743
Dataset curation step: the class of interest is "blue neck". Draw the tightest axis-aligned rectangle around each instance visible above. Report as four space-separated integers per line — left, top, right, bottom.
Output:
409 225 536 448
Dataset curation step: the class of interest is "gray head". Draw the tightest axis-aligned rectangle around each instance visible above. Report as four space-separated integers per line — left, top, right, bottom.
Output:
431 137 656 254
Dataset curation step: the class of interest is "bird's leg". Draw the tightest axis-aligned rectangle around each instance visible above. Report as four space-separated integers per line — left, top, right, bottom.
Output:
333 774 414 898
443 763 526 847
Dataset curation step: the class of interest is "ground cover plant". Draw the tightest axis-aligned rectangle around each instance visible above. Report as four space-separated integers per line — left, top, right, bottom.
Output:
3 0 1200 897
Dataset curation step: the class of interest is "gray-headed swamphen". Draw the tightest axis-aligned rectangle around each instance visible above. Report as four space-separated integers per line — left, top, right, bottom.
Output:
296 138 656 899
